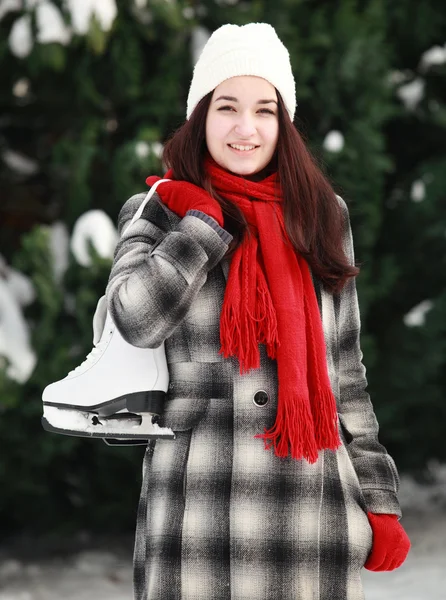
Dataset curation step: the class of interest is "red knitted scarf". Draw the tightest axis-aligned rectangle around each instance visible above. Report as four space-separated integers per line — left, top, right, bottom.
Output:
154 156 340 462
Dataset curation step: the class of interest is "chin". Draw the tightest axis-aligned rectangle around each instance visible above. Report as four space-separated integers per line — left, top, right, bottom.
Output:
226 162 266 177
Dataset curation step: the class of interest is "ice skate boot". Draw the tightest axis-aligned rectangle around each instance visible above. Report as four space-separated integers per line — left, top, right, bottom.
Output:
42 294 175 442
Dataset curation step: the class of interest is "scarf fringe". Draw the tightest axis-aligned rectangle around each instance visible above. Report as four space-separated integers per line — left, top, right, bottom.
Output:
219 236 280 374
219 305 257 374
311 387 341 450
255 387 340 462
219 271 280 373
255 390 320 463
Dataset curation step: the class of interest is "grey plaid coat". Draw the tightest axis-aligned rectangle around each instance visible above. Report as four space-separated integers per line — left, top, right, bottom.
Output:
106 189 402 600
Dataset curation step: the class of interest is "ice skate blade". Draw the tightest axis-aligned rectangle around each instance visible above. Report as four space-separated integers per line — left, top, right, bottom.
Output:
41 407 175 440
103 438 151 447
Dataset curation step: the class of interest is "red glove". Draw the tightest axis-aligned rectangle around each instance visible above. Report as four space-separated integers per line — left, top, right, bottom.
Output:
146 175 224 227
364 512 411 571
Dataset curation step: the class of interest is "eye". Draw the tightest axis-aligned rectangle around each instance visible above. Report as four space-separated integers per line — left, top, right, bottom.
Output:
258 108 275 115
217 105 236 111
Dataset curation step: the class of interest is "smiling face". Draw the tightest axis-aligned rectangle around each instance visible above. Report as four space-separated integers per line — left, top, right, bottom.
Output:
205 76 279 178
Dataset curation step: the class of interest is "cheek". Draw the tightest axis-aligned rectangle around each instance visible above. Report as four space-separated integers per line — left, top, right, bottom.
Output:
208 115 233 145
265 123 279 151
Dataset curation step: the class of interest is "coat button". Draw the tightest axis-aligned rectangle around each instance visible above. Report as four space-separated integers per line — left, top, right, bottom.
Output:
253 390 269 407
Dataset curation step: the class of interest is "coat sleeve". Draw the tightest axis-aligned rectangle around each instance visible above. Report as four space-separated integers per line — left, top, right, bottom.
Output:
106 191 233 348
336 195 402 518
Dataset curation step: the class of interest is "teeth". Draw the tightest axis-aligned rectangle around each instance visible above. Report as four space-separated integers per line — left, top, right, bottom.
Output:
229 144 257 151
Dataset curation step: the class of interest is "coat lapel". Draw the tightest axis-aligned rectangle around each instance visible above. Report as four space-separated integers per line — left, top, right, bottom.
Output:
220 257 230 282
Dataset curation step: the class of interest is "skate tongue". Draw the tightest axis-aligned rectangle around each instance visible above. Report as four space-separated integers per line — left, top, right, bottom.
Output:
92 295 108 345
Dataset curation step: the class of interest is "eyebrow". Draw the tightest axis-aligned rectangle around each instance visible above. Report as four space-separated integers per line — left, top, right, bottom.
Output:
214 95 278 105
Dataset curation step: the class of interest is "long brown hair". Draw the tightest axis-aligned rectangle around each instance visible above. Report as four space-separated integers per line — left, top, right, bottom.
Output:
162 91 359 294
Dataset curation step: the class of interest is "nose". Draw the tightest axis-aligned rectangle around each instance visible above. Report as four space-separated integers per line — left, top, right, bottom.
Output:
234 112 256 138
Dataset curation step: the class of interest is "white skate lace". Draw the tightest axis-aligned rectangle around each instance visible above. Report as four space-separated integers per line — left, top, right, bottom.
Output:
67 329 113 376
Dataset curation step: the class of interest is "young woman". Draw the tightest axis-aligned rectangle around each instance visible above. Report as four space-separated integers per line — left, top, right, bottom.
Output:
106 22 410 600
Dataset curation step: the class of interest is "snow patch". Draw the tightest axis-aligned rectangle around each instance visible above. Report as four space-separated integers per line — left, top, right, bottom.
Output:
323 130 344 153
386 70 410 86
2 149 39 176
182 6 194 19
74 551 119 574
134 140 162 160
36 1 71 45
0 559 22 579
419 44 446 71
9 14 33 58
135 141 149 159
12 78 30 98
150 142 163 159
0 0 22 21
399 462 446 512
0 278 37 383
191 26 210 66
0 256 36 383
42 406 171 436
0 257 36 307
403 300 434 327
8 0 118 59
410 179 426 202
2 503 446 600
0 592 33 600
396 78 425 111
70 210 118 267
65 0 118 35
48 221 70 282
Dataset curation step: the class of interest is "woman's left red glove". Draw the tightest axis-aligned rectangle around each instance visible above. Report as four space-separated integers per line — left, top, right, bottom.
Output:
364 512 411 571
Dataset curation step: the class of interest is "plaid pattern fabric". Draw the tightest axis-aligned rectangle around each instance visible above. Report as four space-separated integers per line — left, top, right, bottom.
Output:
106 191 402 600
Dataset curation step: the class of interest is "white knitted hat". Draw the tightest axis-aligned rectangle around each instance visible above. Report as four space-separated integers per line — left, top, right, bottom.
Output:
186 23 296 122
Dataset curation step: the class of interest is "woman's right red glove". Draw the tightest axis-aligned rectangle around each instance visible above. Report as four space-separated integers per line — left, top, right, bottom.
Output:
145 176 224 227
364 512 411 571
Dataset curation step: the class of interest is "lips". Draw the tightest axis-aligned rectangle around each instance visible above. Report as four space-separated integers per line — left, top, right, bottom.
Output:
228 143 260 154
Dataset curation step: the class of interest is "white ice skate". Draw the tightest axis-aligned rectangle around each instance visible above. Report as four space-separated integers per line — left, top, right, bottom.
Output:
42 295 175 442
42 179 175 444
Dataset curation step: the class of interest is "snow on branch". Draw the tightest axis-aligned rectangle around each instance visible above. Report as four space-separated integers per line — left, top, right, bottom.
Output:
0 256 37 383
8 0 118 58
70 210 118 267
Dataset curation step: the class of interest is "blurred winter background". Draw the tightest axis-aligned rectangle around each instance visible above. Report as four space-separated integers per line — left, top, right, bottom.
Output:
0 0 445 598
